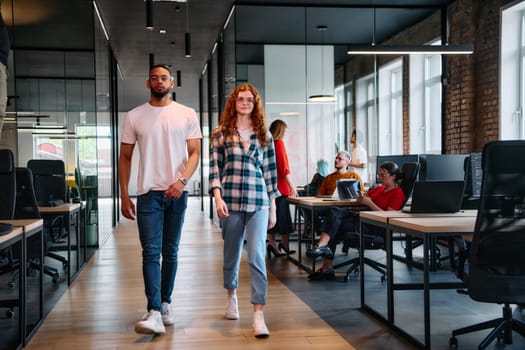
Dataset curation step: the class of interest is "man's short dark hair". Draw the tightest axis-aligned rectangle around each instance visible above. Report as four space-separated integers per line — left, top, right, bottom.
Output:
149 64 172 76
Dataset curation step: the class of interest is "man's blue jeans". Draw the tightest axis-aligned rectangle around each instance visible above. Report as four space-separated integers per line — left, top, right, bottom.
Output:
137 190 188 312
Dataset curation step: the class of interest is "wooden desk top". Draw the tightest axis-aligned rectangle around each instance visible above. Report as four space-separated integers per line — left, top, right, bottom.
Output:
0 226 23 246
360 209 478 224
39 203 81 213
389 216 476 233
2 219 44 232
287 196 362 208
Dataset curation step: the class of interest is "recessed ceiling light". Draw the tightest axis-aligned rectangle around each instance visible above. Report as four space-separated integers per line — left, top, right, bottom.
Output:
159 28 167 34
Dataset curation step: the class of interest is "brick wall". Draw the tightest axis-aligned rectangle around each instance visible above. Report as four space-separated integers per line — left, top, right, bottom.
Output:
447 0 512 153
344 0 515 154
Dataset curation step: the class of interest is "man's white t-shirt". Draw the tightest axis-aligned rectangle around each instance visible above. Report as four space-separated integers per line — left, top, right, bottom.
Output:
351 143 368 183
121 101 202 195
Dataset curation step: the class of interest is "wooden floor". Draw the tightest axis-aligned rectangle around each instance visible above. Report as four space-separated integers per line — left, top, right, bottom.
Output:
25 198 355 350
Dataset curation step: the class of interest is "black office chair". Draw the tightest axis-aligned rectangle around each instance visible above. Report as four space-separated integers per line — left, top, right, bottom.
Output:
449 140 525 349
27 159 68 269
27 159 68 207
14 167 60 282
433 154 483 272
338 162 420 282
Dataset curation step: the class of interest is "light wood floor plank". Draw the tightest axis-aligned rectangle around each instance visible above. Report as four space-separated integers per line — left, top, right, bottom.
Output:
25 198 355 349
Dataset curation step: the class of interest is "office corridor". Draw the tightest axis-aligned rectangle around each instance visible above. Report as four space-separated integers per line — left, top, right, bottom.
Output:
24 197 354 349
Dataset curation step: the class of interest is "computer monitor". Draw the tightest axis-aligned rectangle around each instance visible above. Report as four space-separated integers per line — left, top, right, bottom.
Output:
375 154 419 181
464 152 482 197
419 154 468 182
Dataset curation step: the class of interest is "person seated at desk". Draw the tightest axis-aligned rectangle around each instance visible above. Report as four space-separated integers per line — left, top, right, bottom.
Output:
304 158 330 196
306 161 406 280
318 151 364 195
301 152 362 238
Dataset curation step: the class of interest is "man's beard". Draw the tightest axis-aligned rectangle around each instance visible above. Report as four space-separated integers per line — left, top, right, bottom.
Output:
151 87 169 98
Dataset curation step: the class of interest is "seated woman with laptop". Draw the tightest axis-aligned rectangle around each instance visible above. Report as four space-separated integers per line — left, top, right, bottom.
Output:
306 161 406 280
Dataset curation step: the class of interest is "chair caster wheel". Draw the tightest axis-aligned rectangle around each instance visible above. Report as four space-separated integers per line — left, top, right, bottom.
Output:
449 336 457 348
7 281 15 289
6 309 14 318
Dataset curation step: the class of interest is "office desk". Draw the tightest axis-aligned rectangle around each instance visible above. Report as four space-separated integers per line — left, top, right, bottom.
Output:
1 219 44 348
39 203 81 285
361 210 477 270
0 225 24 350
287 196 365 273
3 219 44 346
359 212 476 349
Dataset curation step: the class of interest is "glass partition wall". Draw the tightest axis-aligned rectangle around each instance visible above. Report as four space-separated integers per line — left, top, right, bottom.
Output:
1 0 120 253
210 4 445 188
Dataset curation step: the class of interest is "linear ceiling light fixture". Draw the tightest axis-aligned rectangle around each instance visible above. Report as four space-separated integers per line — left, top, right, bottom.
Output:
346 44 474 55
93 1 109 41
308 25 335 102
146 0 154 30
185 1 191 57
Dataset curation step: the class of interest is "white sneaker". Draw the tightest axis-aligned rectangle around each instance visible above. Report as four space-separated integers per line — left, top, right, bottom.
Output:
161 302 174 325
135 310 166 335
225 294 239 320
253 311 269 338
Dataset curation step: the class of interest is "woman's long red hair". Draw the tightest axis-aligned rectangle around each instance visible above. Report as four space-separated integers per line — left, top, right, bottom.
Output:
218 83 269 147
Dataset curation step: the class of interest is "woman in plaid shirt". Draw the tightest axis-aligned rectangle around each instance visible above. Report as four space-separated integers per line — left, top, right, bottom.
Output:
209 83 280 338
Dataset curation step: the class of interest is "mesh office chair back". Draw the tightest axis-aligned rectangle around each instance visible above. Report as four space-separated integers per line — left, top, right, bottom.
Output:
468 140 525 304
399 162 420 206
14 167 41 219
27 159 68 207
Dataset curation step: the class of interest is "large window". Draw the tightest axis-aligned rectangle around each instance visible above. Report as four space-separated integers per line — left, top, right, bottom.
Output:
356 73 375 183
378 59 403 155
409 40 442 153
501 2 525 139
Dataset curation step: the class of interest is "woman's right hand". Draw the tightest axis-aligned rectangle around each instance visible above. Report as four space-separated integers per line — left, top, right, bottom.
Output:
215 197 229 218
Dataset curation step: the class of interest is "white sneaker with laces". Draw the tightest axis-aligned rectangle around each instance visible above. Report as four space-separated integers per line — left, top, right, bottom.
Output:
253 310 269 338
161 302 174 325
225 294 239 320
134 310 166 335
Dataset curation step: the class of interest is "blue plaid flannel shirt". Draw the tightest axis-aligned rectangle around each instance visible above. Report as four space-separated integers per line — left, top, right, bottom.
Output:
209 128 280 212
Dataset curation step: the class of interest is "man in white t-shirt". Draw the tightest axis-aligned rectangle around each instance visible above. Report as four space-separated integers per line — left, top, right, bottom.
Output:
349 129 368 183
119 64 202 335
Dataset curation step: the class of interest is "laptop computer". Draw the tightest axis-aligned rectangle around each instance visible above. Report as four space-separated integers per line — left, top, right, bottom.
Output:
335 179 361 200
403 180 465 213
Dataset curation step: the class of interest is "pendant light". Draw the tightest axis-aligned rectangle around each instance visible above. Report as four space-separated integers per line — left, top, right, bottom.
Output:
146 0 154 30
308 25 335 102
185 1 191 57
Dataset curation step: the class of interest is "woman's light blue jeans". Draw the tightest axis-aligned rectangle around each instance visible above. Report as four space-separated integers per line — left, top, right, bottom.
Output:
137 190 188 312
221 209 268 305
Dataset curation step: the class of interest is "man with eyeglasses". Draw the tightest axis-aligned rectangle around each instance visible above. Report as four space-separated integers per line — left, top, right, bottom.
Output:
305 150 364 280
119 64 202 335
317 151 364 196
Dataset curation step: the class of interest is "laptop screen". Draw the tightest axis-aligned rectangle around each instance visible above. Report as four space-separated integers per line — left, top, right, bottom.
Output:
405 180 465 213
336 179 360 199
